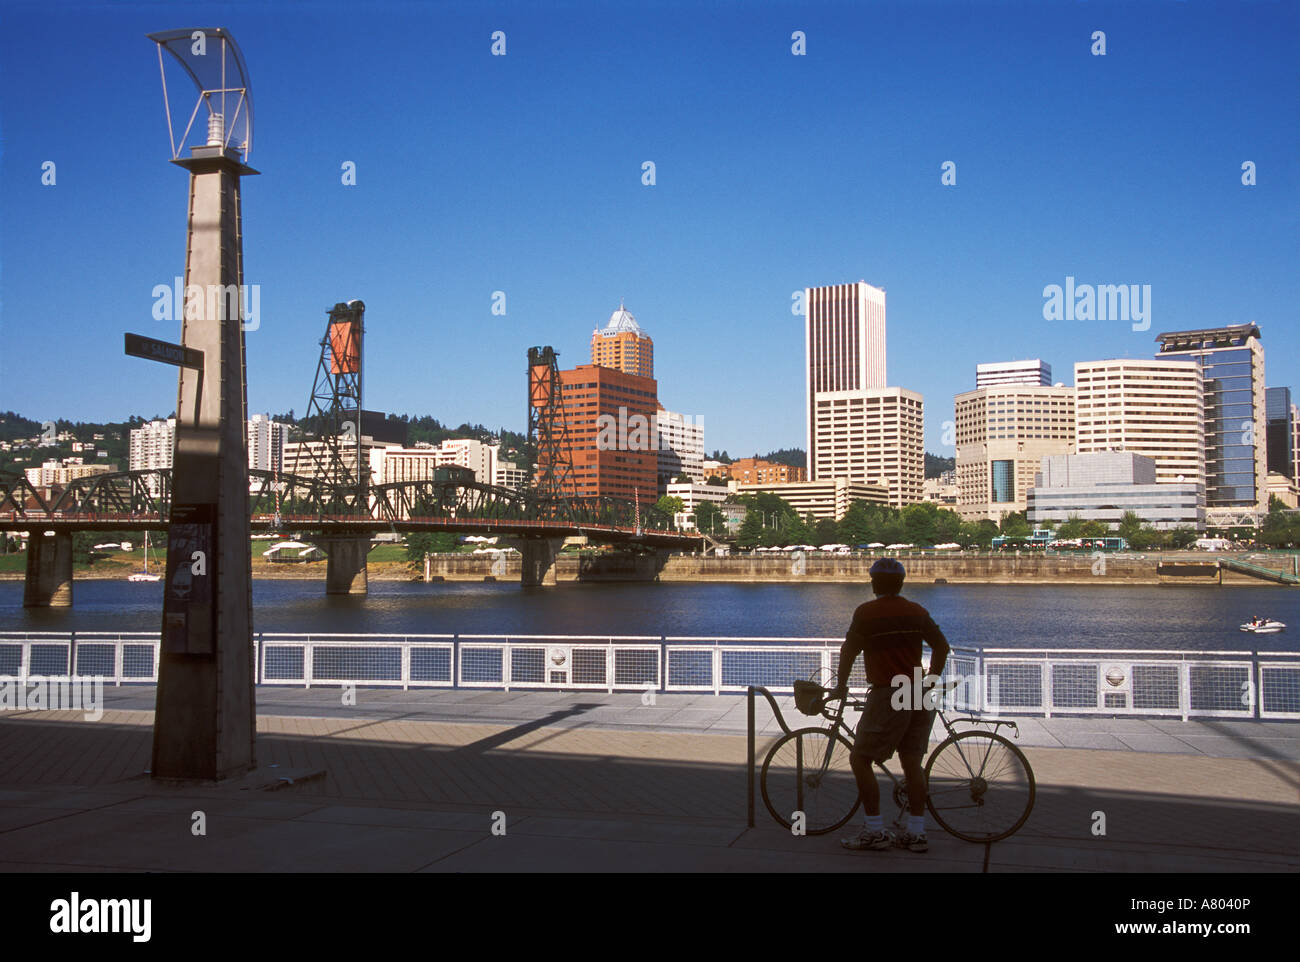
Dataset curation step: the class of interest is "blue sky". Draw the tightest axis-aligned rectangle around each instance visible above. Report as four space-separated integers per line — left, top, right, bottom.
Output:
1 0 1295 457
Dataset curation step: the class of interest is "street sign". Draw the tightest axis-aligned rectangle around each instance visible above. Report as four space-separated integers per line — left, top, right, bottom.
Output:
124 332 203 369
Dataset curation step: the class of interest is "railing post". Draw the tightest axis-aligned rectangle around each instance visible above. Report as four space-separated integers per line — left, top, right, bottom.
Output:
747 685 755 828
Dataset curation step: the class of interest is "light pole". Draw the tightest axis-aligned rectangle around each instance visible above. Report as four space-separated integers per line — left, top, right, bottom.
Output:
147 28 258 780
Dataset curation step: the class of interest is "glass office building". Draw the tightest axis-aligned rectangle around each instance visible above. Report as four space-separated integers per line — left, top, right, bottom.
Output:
1155 325 1266 517
1266 387 1293 479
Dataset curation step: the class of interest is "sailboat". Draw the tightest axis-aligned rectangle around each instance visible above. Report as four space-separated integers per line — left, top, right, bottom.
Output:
128 531 162 582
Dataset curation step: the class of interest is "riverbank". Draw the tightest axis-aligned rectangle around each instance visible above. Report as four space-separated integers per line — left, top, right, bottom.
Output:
3 551 1298 586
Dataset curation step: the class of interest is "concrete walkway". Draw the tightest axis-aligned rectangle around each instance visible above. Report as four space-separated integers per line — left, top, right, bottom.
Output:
93 685 1300 760
0 697 1296 872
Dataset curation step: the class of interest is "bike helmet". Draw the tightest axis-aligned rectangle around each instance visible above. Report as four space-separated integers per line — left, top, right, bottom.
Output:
869 558 906 577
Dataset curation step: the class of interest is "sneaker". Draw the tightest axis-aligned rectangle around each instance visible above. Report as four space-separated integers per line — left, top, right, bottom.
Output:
893 831 929 853
840 828 894 851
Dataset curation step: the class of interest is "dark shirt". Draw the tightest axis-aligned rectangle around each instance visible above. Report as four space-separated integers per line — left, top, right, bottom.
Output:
842 594 949 688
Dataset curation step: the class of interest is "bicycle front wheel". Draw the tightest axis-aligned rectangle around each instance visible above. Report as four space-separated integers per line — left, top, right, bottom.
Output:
760 727 860 835
925 731 1035 842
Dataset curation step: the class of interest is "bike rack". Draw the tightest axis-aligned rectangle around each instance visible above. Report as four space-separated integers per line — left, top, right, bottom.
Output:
747 685 797 829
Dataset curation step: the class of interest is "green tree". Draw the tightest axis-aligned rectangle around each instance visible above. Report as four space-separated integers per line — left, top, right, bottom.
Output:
839 501 873 546
933 508 964 545
406 533 458 561
902 502 939 545
1117 511 1143 542
693 500 727 536
960 519 998 548
737 508 765 549
998 511 1031 538
656 495 685 518
813 518 839 546
1056 514 1086 539
1080 520 1109 537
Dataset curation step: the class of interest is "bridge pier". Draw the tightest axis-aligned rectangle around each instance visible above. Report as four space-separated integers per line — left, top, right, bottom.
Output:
23 531 74 607
318 535 371 595
518 537 565 586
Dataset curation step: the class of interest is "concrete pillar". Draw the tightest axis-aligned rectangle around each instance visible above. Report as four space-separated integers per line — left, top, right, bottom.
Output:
519 537 564 586
151 140 259 781
23 531 73 607
320 535 370 594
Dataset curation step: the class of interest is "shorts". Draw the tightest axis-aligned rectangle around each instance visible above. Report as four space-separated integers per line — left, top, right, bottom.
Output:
851 683 936 763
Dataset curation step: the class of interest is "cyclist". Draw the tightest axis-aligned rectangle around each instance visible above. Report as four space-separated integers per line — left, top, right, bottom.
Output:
829 557 950 853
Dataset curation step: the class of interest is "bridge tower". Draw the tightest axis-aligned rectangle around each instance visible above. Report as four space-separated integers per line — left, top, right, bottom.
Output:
147 28 257 779
527 345 576 522
302 301 367 514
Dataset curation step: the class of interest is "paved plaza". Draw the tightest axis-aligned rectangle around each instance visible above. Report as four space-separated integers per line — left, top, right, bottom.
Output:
0 689 1296 872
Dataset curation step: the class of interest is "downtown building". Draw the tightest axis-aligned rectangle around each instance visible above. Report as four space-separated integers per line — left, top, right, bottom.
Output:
1073 359 1205 488
953 383 1076 523
1027 452 1205 531
975 360 1052 389
656 408 705 489
591 304 654 378
804 280 923 507
128 418 176 498
1155 324 1268 524
736 477 890 522
551 363 659 502
726 458 807 485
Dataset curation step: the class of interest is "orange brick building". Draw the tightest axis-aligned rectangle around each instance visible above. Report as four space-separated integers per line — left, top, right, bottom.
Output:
591 304 654 378
550 364 659 501
727 458 807 485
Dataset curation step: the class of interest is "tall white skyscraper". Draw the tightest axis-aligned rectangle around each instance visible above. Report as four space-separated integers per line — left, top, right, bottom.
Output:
803 281 924 505
805 281 887 479
129 418 176 498
246 414 290 475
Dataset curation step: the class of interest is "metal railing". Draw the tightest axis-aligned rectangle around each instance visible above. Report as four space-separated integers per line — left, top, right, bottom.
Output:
0 631 1296 720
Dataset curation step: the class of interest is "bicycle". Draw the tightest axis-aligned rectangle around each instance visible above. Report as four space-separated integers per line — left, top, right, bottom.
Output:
759 673 1035 842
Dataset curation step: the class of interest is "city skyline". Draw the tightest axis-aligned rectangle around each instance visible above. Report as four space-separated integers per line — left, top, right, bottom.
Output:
2 1 1296 458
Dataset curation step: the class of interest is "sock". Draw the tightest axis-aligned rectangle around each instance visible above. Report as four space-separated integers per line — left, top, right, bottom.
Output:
864 814 884 832
907 814 925 836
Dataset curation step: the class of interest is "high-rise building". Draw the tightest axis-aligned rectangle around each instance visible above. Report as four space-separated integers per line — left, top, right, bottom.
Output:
129 418 176 497
811 387 924 507
803 280 920 504
805 281 886 477
549 363 659 501
1265 387 1293 479
591 304 654 378
246 414 290 475
1073 360 1205 487
954 384 1075 522
656 408 704 489
976 360 1052 388
1155 324 1267 522
1292 403 1300 486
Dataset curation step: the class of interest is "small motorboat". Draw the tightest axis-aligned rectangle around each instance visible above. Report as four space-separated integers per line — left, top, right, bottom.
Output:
1239 618 1286 633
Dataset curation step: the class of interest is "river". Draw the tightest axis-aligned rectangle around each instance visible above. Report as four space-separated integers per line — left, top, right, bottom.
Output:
2 580 1297 652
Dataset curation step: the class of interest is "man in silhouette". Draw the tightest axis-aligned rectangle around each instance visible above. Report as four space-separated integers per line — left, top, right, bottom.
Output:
829 558 949 853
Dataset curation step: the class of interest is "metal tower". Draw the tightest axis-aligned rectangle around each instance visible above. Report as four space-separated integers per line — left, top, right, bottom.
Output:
527 346 576 520
302 301 367 514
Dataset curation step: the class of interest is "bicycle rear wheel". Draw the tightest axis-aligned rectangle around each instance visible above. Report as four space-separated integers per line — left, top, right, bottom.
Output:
924 731 1034 842
760 727 860 835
